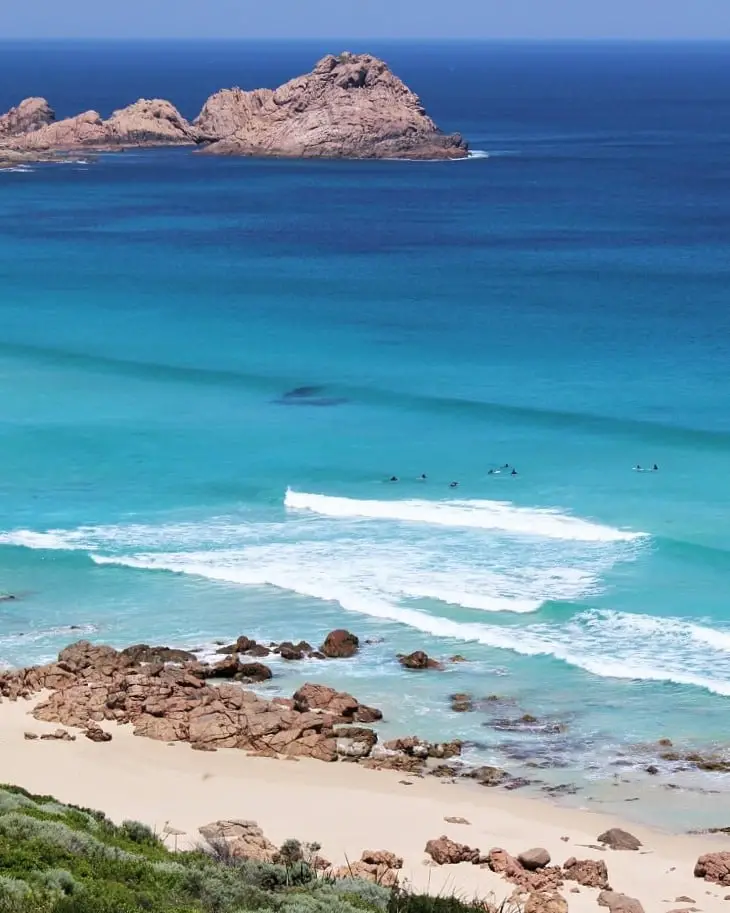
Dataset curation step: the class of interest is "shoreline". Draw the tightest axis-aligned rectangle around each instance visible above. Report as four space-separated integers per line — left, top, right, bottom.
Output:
1 693 728 913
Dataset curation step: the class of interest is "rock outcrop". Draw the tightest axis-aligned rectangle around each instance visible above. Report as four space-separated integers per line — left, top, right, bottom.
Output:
5 99 198 152
695 852 730 886
597 828 642 851
425 836 481 866
0 97 55 137
398 650 443 671
197 53 467 160
321 629 359 658
199 820 278 862
563 857 610 889
597 891 645 913
333 850 403 886
486 848 564 893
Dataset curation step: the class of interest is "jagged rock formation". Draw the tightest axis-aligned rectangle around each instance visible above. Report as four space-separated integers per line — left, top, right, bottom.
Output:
196 53 467 160
1 54 467 163
0 97 55 137
5 98 198 152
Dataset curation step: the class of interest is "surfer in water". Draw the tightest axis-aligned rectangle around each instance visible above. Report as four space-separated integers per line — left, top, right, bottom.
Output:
449 481 459 488
511 468 518 476
419 473 427 480
389 476 399 482
652 464 659 471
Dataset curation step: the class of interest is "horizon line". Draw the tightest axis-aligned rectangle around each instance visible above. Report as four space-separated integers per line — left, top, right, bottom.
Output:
2 36 730 43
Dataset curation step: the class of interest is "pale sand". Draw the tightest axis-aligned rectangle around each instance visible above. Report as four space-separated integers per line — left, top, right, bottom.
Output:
0 696 728 913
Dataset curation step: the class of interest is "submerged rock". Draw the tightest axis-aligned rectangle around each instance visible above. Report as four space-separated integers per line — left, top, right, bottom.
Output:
398 650 443 671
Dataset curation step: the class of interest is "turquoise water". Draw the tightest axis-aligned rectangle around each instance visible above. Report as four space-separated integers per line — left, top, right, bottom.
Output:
2 41 730 828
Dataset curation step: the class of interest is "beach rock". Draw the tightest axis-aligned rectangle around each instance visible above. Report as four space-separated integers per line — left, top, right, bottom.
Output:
597 891 645 913
120 644 196 665
335 726 377 759
85 724 112 743
321 629 359 658
519 848 551 871
486 849 564 892
292 683 381 723
199 820 278 862
40 728 75 741
450 693 474 713
0 97 55 137
425 836 481 865
444 816 471 825
524 892 568 913
563 857 610 889
276 641 312 660
383 736 461 760
465 765 511 787
449 655 468 663
332 851 402 886
23 732 38 740
197 53 467 160
398 650 443 670
361 850 403 869
597 828 642 851
695 852 730 886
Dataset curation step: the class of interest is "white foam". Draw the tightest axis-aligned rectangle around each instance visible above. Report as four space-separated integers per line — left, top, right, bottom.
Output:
0 529 88 550
467 150 490 159
88 550 730 697
285 489 643 543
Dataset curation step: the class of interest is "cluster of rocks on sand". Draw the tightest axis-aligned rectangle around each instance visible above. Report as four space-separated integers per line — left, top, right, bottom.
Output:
0 53 467 168
0 635 461 769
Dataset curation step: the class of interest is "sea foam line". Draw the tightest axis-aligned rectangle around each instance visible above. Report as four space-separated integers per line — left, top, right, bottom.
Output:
284 489 644 543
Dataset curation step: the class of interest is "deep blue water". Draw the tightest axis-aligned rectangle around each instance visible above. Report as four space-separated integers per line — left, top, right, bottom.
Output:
1 40 730 827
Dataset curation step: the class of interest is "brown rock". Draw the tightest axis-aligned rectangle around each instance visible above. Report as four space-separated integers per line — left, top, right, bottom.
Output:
321 629 359 658
292 682 381 722
334 725 377 758
120 644 196 665
0 98 55 137
449 655 468 663
85 725 112 743
597 828 642 851
563 857 610 889
597 891 645 913
197 53 467 160
486 849 564 892
695 852 730 886
332 858 401 886
40 728 75 741
199 820 278 862
465 765 511 787
361 850 403 869
23 732 38 740
237 662 273 683
524 892 568 913
425 836 481 865
450 692 474 713
398 650 443 670
519 848 551 871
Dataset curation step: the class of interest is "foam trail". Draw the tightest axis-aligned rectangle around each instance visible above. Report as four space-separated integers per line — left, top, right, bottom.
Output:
285 489 644 543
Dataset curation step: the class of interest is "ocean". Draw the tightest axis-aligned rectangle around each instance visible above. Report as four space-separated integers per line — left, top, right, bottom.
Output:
1 39 730 829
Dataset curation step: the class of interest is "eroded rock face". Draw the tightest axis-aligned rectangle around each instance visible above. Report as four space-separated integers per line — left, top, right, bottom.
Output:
524 892 568 913
332 849 403 886
0 97 55 137
197 53 467 160
292 682 382 723
486 848 564 892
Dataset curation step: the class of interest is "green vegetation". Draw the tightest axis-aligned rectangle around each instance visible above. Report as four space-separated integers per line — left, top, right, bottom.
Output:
0 784 496 913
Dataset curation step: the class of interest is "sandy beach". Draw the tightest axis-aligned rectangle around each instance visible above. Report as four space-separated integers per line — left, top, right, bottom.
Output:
0 694 727 913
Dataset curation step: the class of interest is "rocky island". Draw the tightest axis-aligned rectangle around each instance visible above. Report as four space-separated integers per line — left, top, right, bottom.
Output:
0 53 467 167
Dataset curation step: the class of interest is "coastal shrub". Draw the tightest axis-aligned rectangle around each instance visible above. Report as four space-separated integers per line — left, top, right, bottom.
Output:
0 877 30 901
0 791 36 816
387 892 501 913
279 891 365 913
31 868 78 897
329 880 390 911
0 813 135 861
119 819 159 847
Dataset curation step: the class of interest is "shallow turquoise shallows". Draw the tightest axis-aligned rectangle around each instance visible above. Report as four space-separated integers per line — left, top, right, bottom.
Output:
2 40 730 829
